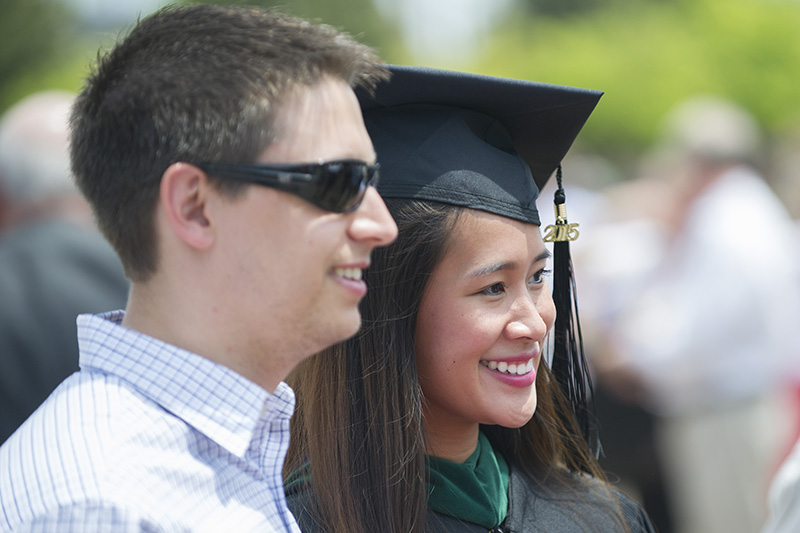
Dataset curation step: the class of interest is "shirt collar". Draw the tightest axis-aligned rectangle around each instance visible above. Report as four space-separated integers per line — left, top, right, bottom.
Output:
77 310 295 458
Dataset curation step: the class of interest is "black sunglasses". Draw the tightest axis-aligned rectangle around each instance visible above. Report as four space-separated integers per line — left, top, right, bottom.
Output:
195 159 380 213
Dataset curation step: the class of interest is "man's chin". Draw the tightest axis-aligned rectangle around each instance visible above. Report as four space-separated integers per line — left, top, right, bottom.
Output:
337 312 362 342
314 311 362 352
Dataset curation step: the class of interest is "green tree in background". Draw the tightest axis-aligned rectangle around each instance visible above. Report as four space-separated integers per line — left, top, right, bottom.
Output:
2 0 798 168
519 0 677 18
184 0 403 60
475 0 800 162
0 0 403 115
0 0 79 111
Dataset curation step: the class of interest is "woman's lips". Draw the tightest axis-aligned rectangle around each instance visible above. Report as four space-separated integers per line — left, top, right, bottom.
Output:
331 265 367 297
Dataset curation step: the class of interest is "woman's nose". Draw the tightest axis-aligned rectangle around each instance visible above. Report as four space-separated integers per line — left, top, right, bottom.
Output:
504 293 554 341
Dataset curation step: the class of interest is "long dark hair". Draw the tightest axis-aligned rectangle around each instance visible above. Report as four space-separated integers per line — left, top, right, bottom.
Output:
285 199 620 532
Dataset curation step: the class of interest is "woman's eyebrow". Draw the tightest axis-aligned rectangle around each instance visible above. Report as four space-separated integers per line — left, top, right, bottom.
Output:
467 261 517 279
466 250 551 279
534 249 552 264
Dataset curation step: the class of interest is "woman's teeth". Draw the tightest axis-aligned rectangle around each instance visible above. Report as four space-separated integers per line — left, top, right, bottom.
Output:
481 359 534 375
333 267 363 281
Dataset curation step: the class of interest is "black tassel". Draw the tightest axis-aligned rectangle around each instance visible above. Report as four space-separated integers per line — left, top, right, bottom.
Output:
544 166 601 469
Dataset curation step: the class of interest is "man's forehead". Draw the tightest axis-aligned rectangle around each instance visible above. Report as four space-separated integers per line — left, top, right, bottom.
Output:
260 78 375 165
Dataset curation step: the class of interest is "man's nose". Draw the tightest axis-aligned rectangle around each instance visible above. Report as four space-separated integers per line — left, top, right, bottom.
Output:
348 187 398 246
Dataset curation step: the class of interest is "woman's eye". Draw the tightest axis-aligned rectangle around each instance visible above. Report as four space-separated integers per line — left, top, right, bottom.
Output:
529 268 551 285
480 282 506 296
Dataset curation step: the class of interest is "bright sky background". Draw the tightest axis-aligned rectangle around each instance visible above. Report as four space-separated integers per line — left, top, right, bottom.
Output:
64 0 166 27
372 0 516 64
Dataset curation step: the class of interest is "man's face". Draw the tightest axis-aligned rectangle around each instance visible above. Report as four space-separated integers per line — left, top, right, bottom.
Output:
212 77 397 382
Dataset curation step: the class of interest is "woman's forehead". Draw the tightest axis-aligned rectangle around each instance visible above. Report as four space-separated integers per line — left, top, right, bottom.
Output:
441 209 544 268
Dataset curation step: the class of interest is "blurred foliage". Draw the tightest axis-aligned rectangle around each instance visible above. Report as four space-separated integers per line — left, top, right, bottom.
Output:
474 0 800 164
0 0 85 111
183 0 405 60
0 0 404 116
2 0 798 169
519 0 677 18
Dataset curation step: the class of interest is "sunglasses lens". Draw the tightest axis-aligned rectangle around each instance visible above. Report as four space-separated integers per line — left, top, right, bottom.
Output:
314 162 371 212
199 160 377 214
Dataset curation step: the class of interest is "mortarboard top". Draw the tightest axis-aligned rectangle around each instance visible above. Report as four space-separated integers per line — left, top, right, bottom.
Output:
356 65 603 226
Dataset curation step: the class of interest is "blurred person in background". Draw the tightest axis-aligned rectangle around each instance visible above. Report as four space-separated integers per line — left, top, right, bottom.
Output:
539 155 677 533
0 90 129 444
763 436 800 533
584 95 800 533
760 117 800 533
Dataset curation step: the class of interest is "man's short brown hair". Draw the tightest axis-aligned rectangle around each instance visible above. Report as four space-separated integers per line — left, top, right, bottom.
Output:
70 4 387 281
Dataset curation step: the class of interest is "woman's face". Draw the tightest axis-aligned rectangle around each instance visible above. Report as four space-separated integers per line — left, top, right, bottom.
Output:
415 209 555 448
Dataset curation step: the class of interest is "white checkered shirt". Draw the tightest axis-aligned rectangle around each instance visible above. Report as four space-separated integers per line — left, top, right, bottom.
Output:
0 311 301 532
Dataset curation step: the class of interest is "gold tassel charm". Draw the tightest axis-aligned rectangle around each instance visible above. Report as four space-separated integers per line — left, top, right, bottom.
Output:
543 202 580 242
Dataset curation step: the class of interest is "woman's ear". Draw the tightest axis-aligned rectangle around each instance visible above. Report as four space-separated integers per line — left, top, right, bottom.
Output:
159 162 215 250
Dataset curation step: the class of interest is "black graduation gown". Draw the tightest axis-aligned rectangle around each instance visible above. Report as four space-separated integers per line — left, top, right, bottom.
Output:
425 465 657 532
286 465 657 532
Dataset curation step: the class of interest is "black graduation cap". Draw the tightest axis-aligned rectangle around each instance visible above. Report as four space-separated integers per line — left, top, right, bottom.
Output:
357 65 603 468
356 64 602 225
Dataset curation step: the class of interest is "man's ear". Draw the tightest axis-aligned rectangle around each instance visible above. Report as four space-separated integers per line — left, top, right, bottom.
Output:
159 162 215 250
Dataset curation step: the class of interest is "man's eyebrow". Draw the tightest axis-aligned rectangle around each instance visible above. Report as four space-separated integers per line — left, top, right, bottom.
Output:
466 250 551 279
